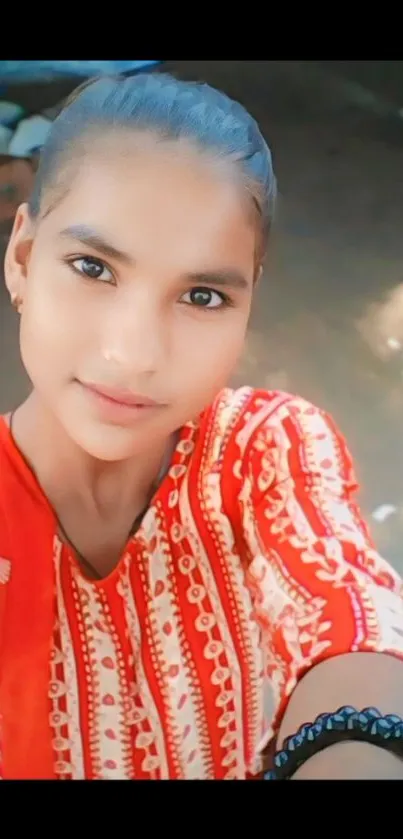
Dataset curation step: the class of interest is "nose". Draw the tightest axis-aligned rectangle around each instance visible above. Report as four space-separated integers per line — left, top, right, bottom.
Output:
100 287 167 376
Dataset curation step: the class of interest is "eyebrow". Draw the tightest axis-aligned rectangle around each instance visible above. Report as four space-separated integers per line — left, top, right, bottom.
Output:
58 225 133 264
59 225 250 290
186 270 249 291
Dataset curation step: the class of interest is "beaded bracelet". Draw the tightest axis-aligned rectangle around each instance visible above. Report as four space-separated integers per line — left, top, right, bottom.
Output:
264 705 403 780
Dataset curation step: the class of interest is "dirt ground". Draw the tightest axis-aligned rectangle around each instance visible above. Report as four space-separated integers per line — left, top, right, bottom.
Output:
1 60 403 571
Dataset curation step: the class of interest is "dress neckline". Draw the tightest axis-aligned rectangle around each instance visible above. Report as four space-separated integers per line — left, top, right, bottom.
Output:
0 413 199 585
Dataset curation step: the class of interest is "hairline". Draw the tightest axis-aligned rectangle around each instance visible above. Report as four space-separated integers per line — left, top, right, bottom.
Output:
30 123 270 265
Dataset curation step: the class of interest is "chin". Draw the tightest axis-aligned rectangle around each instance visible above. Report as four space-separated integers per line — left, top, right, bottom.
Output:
65 420 154 462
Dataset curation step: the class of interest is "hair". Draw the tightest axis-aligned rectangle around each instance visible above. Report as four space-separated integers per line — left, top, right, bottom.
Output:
29 72 277 260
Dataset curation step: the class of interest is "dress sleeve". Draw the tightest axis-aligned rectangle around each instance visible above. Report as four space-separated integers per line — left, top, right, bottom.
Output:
240 394 403 733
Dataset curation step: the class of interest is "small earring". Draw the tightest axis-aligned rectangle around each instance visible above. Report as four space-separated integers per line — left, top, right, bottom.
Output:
11 294 23 314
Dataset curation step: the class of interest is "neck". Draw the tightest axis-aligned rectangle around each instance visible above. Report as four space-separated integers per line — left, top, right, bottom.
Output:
10 391 170 520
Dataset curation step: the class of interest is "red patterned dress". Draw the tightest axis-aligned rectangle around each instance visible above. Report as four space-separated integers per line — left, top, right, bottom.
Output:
0 387 402 780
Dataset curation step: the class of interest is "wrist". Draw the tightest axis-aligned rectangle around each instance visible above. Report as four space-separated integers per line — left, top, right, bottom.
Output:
266 706 403 780
291 740 403 780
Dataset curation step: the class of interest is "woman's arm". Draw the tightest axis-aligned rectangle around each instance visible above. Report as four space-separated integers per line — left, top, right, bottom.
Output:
292 740 403 779
278 652 403 779
239 392 403 779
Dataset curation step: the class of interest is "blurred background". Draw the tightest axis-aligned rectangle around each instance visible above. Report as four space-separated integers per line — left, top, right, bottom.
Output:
1 60 403 571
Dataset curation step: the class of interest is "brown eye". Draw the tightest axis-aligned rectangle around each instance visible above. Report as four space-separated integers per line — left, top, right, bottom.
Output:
71 257 113 283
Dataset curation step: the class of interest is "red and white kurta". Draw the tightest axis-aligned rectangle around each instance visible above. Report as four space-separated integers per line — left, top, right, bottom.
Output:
0 387 402 779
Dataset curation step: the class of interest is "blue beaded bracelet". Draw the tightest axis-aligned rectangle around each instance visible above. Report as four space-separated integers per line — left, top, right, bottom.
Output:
264 705 403 780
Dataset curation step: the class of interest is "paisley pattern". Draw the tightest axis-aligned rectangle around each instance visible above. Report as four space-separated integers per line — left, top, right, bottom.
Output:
1 387 403 779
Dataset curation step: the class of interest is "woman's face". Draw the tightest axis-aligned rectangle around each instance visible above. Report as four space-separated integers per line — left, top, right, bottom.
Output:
5 141 257 461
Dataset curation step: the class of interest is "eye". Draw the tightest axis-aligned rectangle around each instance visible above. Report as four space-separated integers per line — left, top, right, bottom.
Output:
181 287 229 309
70 257 114 283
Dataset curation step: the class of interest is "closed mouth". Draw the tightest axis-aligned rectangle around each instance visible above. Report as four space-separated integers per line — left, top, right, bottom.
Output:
79 381 161 409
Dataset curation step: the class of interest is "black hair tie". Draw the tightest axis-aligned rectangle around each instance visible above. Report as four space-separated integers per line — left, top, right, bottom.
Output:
265 705 403 780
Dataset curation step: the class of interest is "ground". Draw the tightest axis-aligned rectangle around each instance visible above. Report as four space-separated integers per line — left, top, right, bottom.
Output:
1 60 403 571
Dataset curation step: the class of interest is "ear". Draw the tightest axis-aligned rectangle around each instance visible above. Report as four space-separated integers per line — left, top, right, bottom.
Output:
254 264 263 287
4 203 35 306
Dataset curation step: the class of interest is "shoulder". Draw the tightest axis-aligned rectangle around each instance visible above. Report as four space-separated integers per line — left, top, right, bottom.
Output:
0 415 14 484
194 387 360 524
201 386 299 450
202 386 353 486
0 414 44 541
205 386 335 438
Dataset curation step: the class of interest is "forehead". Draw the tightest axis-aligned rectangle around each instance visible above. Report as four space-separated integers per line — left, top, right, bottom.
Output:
40 143 257 277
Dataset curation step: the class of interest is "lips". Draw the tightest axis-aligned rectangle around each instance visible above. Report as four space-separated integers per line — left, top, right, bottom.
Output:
80 381 160 409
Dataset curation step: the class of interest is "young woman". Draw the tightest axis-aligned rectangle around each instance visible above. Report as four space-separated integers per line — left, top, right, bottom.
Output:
1 72 403 781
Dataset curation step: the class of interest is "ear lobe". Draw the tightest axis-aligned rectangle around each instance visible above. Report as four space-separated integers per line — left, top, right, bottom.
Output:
4 203 34 302
254 264 263 286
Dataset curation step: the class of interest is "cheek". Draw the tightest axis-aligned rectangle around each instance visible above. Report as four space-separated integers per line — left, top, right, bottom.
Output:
19 264 88 382
175 312 248 393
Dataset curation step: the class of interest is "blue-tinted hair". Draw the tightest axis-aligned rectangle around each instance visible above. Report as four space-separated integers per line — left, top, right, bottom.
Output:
29 72 276 256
